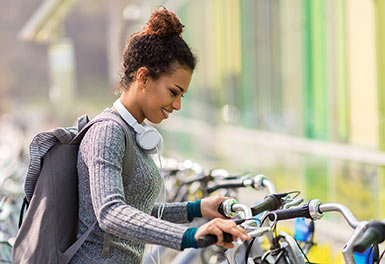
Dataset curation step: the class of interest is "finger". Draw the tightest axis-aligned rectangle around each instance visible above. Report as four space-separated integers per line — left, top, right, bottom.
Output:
218 221 250 241
216 220 240 235
216 212 230 219
212 221 240 245
239 233 251 240
218 195 230 204
235 226 251 240
208 226 224 246
222 241 235 249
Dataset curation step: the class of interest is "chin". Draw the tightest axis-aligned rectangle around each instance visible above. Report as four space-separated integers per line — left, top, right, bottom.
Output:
146 116 163 124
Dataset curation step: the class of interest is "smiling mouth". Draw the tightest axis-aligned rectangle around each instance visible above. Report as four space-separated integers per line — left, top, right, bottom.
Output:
161 108 172 118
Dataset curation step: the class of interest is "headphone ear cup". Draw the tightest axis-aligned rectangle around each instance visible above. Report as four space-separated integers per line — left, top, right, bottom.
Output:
157 133 164 152
136 126 162 151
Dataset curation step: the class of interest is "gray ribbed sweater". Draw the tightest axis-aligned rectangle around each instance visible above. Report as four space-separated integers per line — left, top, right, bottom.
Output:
70 109 190 264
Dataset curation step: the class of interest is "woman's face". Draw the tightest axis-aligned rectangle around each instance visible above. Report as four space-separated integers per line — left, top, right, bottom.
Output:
140 67 192 124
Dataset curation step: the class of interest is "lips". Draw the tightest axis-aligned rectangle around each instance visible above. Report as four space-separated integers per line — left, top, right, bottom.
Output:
161 108 172 119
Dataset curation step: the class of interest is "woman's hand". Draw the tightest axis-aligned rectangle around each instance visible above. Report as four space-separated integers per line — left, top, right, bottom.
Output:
195 218 251 248
200 194 230 219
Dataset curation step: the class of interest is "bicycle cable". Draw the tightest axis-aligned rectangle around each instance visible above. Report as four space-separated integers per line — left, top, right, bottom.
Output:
230 217 262 263
243 216 270 263
244 237 256 263
261 211 317 264
237 217 262 226
260 212 272 226
378 249 385 263
292 236 319 264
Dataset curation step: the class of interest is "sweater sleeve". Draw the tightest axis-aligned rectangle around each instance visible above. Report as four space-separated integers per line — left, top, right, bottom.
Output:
151 202 189 223
80 121 188 250
152 200 202 223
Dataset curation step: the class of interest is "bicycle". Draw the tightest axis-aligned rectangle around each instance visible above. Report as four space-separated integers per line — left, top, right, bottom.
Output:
199 173 307 263
351 219 385 263
262 199 385 263
196 196 305 264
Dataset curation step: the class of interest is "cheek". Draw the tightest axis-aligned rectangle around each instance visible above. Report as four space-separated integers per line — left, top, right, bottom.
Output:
144 96 163 115
149 96 163 108
152 89 170 106
145 83 171 110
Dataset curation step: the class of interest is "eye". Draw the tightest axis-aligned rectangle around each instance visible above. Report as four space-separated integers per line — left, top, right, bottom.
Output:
169 89 178 97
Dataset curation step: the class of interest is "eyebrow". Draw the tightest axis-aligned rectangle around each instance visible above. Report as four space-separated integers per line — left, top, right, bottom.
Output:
175 84 185 93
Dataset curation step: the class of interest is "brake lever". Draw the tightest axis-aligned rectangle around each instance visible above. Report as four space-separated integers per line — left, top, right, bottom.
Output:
283 197 304 209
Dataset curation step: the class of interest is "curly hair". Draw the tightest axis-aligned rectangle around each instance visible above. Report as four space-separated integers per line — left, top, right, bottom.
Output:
119 6 197 91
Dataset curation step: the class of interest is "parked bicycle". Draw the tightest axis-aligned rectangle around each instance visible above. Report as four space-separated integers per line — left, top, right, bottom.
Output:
197 174 304 264
197 196 304 264
262 199 384 263
196 195 385 264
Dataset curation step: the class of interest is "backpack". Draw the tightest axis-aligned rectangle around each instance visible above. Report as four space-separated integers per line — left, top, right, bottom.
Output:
12 112 135 264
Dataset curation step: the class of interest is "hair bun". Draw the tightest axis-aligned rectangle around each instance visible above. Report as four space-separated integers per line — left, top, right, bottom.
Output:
142 6 184 37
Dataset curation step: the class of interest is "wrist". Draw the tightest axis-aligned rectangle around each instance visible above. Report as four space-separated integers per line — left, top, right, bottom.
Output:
187 200 202 221
181 227 198 249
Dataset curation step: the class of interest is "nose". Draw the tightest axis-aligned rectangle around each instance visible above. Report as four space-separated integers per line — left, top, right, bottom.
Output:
171 96 181 111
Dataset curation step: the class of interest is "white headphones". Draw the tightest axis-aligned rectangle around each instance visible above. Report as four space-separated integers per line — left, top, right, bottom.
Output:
113 98 163 152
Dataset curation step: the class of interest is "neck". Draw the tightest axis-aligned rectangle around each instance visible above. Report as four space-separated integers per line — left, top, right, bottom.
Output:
114 91 144 123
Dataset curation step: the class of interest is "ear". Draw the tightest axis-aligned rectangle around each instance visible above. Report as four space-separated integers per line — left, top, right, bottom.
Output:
136 67 149 86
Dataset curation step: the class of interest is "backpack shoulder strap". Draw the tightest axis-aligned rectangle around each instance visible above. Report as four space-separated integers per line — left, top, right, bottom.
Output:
77 114 89 132
60 220 97 264
90 112 135 176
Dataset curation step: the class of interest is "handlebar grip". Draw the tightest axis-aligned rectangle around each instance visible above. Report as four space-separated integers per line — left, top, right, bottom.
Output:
218 201 225 216
353 222 385 253
196 232 233 248
268 204 311 221
251 195 282 216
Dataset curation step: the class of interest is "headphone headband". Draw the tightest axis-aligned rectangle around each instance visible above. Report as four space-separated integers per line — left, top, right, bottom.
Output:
113 98 162 152
113 99 143 133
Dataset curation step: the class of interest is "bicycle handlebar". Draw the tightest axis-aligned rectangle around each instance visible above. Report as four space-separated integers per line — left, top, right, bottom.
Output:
352 221 385 253
268 203 312 221
196 199 254 248
266 199 360 229
251 194 285 216
318 203 359 229
207 181 246 193
196 232 234 248
207 174 276 194
252 174 276 194
218 199 253 219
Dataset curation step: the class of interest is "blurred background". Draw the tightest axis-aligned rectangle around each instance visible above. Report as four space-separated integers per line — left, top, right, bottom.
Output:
1 0 385 260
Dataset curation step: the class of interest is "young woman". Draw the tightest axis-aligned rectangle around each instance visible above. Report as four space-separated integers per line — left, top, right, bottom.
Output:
71 7 250 264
